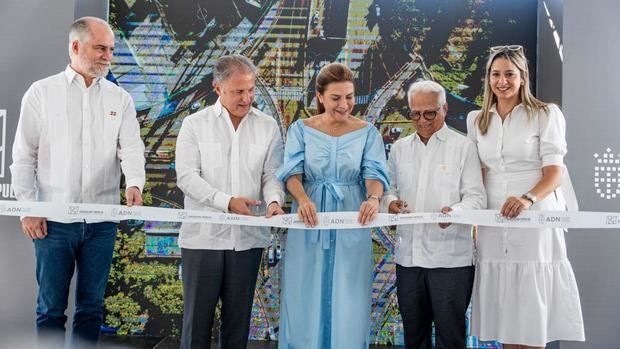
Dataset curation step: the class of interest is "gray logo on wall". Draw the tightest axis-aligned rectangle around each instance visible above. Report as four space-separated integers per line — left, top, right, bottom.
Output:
594 148 620 200
282 216 292 225
177 211 187 220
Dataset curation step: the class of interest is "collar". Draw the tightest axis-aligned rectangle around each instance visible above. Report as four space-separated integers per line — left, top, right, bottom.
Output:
490 102 524 115
413 123 449 144
213 98 254 119
213 98 224 116
434 123 450 141
64 65 101 86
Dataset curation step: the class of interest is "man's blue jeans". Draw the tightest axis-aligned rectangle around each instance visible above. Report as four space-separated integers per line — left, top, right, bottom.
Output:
34 220 117 348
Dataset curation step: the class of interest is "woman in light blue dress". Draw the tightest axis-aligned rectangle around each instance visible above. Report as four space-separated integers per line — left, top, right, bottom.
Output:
276 63 389 349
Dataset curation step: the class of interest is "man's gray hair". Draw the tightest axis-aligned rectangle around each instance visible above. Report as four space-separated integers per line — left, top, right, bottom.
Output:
68 17 110 57
407 79 447 107
213 55 257 84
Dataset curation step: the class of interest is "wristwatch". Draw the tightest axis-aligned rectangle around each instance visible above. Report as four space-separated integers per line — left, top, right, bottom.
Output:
521 192 537 205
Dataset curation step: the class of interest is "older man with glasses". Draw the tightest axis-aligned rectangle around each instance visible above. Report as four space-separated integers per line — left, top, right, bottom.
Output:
383 80 486 348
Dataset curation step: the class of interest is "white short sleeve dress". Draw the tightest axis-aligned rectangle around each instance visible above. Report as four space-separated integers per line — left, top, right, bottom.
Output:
466 104 585 346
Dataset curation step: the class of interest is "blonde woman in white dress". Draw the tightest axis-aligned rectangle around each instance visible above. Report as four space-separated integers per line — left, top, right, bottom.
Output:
466 45 585 348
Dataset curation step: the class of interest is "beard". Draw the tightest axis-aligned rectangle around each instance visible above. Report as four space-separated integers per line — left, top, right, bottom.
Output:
88 61 110 78
79 55 110 78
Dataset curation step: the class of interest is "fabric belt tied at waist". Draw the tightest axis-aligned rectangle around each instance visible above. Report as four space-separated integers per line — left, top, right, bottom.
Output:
305 180 360 249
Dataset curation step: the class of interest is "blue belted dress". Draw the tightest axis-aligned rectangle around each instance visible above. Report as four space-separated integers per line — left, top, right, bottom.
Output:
276 120 389 349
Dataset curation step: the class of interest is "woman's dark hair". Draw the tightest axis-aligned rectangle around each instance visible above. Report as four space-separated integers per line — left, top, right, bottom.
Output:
315 63 354 113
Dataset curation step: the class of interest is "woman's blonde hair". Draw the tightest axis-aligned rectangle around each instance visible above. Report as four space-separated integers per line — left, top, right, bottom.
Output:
476 47 549 135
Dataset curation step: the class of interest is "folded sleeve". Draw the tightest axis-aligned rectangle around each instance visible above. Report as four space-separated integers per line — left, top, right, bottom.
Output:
466 110 487 170
175 116 232 212
261 123 286 206
361 125 390 190
466 110 480 144
381 140 400 212
275 120 305 182
117 91 146 192
451 140 487 211
539 104 567 167
10 83 42 202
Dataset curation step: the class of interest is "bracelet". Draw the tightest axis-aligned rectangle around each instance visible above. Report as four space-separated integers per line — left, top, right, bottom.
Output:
367 194 381 202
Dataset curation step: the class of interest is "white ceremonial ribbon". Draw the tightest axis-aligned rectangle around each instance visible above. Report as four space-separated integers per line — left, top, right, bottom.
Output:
1 200 620 229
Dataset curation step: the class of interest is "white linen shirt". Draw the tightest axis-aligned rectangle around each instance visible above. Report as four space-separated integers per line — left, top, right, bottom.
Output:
383 124 486 268
11 66 145 223
466 103 569 174
466 103 578 211
175 99 285 251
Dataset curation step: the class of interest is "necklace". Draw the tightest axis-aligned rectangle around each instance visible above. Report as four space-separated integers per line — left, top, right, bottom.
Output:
325 115 349 135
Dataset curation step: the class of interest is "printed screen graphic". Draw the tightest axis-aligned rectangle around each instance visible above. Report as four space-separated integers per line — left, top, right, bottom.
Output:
107 0 537 346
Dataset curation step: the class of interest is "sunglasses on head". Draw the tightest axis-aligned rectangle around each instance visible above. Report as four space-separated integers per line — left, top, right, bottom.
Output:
489 45 524 54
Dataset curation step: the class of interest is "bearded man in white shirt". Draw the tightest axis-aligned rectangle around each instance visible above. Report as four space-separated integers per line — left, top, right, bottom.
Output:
10 17 145 347
175 54 285 349
384 80 486 348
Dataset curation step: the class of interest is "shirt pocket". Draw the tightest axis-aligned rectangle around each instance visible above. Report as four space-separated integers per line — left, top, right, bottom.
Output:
200 222 229 240
201 142 222 166
104 112 122 159
396 161 414 196
200 142 223 178
515 132 539 160
434 164 461 205
247 145 266 173
424 224 458 255
104 110 122 138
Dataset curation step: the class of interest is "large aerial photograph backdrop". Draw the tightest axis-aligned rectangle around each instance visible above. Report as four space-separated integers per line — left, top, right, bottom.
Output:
104 0 537 346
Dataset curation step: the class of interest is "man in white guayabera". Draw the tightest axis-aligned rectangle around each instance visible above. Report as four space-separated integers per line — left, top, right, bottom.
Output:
175 54 285 349
383 80 486 349
11 17 145 348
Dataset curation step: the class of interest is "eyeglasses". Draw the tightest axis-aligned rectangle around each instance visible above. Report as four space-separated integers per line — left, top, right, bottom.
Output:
489 45 524 54
409 107 441 121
